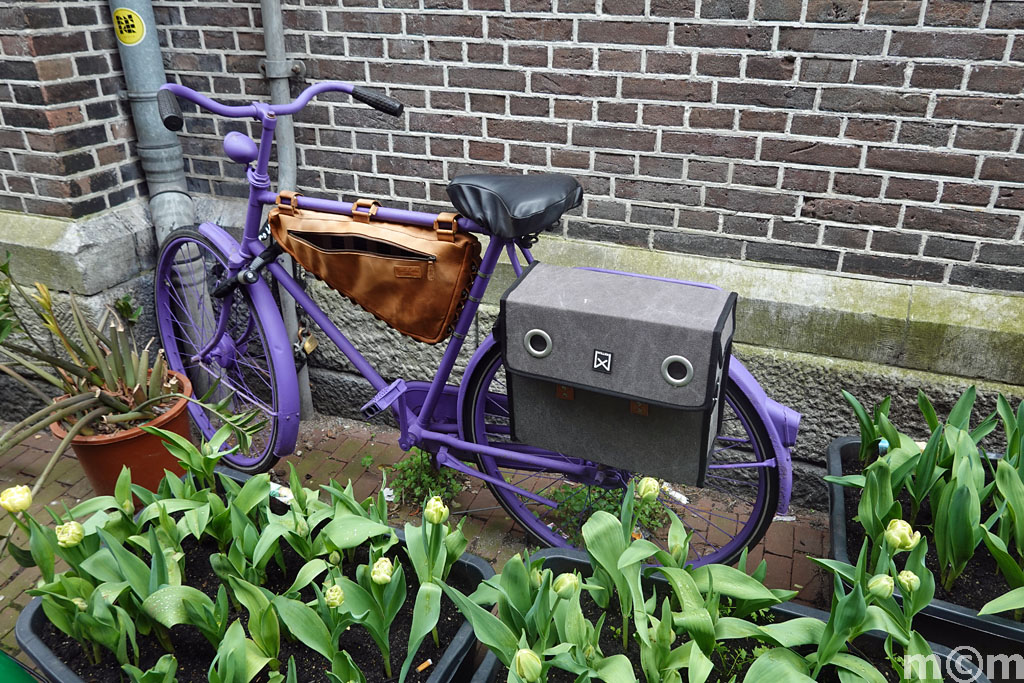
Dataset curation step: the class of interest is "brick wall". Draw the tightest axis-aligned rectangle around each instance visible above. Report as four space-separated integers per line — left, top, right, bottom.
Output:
7 1 1024 293
0 2 144 219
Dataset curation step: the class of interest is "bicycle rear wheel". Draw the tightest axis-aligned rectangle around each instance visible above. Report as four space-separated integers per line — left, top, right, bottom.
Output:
154 228 291 473
462 342 779 567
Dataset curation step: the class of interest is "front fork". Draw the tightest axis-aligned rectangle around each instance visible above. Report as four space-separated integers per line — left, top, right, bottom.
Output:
194 222 301 456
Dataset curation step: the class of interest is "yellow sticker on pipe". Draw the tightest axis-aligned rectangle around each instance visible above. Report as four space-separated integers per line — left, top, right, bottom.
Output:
113 8 146 46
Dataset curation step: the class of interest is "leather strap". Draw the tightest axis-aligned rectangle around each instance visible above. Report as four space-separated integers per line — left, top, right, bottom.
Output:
352 198 380 224
277 190 301 215
434 212 460 243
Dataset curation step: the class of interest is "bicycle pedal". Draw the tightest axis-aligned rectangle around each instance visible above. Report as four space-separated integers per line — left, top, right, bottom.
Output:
361 378 408 419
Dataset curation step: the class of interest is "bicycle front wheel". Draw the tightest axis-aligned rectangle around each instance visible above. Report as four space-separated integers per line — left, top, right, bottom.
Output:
154 228 289 473
462 342 779 567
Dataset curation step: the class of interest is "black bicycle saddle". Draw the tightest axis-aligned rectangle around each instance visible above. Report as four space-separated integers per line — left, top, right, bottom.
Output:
446 173 583 239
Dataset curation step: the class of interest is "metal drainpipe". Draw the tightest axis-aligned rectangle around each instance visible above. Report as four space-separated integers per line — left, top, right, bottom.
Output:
260 0 314 419
108 0 194 243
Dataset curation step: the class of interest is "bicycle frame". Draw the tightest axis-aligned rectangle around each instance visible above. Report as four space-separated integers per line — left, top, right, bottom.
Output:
160 81 798 516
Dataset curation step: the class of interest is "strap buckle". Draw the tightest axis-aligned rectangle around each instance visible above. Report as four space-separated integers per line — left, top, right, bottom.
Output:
352 198 380 223
434 212 460 242
276 190 301 215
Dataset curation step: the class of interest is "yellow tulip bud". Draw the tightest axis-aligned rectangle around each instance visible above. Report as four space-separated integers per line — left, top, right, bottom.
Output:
637 477 660 503
867 574 894 600
71 597 88 612
513 649 542 683
884 519 921 551
898 570 921 593
56 521 84 548
324 584 345 608
371 557 394 585
0 485 32 513
552 572 579 600
424 496 449 525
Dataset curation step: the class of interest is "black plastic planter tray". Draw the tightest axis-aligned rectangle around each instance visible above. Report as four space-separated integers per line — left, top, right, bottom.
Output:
828 436 1021 682
468 651 500 683
16 465 493 683
531 547 990 683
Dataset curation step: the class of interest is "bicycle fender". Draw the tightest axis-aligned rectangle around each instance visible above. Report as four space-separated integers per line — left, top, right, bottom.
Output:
727 357 799 516
196 222 301 457
457 334 500 442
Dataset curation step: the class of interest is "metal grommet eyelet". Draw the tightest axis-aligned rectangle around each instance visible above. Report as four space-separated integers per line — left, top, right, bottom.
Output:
661 355 693 387
524 329 552 359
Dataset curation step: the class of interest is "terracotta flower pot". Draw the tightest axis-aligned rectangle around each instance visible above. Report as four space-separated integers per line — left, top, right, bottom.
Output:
49 370 192 497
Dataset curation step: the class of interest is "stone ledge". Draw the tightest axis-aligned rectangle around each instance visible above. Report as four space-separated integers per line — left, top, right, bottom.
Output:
0 201 156 296
497 236 1024 386
83 196 1023 386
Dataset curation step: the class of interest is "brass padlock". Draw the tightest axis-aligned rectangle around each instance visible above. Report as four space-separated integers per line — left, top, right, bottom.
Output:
299 327 319 355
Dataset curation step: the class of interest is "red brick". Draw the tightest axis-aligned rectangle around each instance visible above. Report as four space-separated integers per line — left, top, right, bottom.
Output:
662 132 756 159
865 0 923 25
779 28 886 55
925 0 984 26
572 125 657 151
807 0 863 23
761 139 861 167
803 198 900 226
968 66 1024 94
866 147 976 177
942 183 993 206
886 177 938 202
754 0 802 21
904 206 1017 238
621 78 711 102
578 20 669 45
890 31 1006 59
934 96 1024 123
910 64 964 90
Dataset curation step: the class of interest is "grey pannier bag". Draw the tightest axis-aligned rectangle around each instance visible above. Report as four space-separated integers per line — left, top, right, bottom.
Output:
498 262 737 486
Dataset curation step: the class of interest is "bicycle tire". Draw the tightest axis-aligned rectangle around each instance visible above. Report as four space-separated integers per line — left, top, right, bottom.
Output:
154 228 286 473
461 341 779 567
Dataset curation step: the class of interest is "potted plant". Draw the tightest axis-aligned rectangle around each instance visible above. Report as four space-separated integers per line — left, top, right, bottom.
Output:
7 428 492 683
0 255 248 502
826 388 1024 666
444 479 988 682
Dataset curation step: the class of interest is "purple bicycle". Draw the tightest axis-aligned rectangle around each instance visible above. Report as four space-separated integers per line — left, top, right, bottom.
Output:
153 80 800 566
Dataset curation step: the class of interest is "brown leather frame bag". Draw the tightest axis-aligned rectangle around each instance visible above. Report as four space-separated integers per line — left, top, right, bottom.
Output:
268 191 482 344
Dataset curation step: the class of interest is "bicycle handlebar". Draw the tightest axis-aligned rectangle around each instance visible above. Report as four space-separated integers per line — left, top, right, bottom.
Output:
157 89 184 131
157 80 404 130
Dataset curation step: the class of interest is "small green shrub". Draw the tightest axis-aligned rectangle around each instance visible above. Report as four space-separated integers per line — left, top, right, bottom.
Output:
388 448 462 505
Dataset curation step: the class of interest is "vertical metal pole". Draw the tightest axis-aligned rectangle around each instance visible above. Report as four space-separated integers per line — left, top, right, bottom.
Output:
108 0 194 242
260 0 314 418
111 2 215 400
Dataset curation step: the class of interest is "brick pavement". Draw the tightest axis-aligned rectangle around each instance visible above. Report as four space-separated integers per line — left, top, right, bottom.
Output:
0 415 828 674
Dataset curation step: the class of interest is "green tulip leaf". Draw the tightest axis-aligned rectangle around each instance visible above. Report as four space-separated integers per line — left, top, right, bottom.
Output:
743 648 814 683
690 564 780 603
319 516 392 550
978 586 1024 616
440 582 518 667
232 474 271 515
827 653 887 683
399 582 441 683
273 596 335 662
759 617 825 648
142 585 213 628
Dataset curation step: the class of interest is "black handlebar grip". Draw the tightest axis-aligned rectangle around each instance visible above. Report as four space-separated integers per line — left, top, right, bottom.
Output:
351 86 404 117
157 89 184 131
